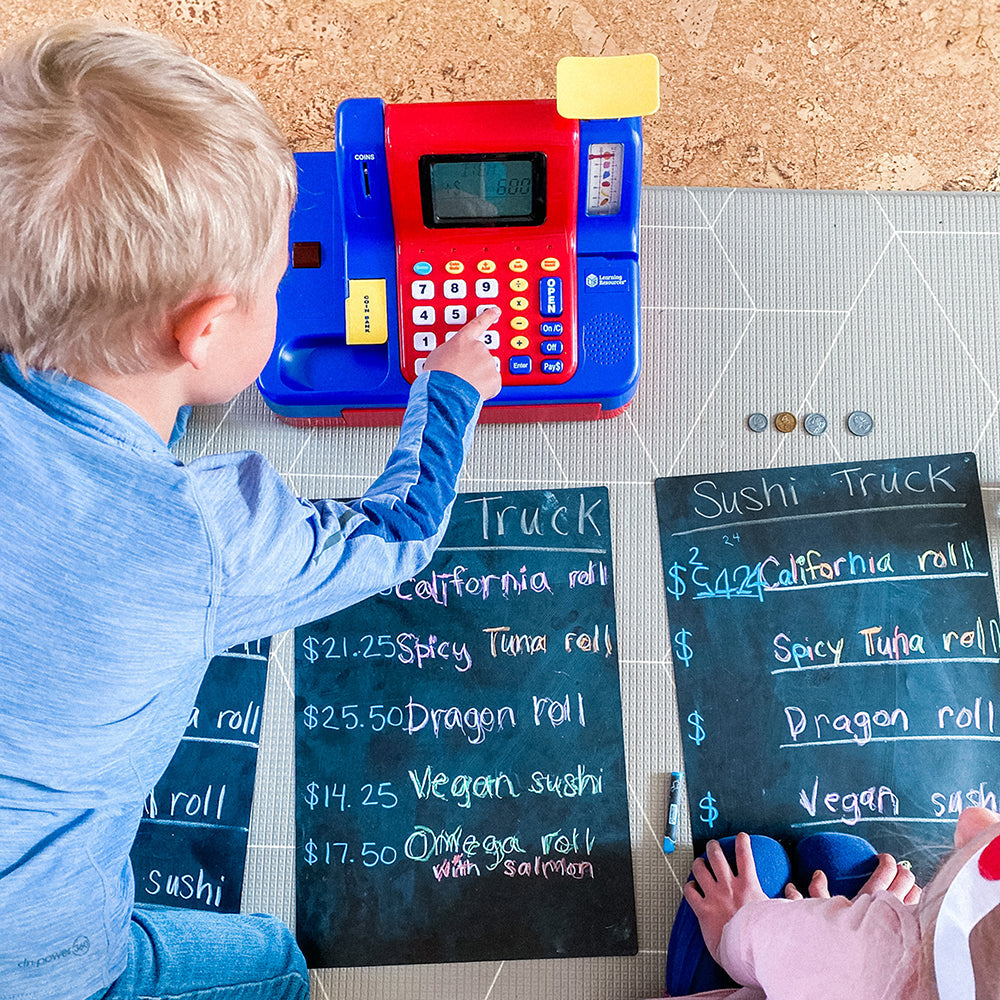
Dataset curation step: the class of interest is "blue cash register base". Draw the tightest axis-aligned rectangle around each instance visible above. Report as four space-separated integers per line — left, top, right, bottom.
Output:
257 98 643 425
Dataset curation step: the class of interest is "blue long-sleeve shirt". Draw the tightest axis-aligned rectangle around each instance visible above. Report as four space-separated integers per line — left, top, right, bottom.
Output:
0 354 481 1000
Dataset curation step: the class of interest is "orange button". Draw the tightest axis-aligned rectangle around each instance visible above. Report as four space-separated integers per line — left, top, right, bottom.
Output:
445 260 465 274
511 335 530 350
477 259 497 273
540 257 561 271
510 316 529 330
510 296 529 311
509 277 528 292
509 258 528 272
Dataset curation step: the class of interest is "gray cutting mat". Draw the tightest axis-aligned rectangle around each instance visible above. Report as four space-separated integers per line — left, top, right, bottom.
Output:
174 185 1000 1000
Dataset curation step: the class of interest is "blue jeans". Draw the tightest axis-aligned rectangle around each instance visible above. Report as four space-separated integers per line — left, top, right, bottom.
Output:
88 906 309 999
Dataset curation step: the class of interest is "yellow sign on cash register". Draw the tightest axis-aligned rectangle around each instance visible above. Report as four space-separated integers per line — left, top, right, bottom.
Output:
556 53 660 121
345 279 388 345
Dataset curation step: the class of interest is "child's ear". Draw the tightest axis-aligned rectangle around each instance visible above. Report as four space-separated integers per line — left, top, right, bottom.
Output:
170 293 238 369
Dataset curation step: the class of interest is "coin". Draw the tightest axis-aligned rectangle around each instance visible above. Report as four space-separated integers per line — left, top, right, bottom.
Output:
774 411 797 433
847 410 874 436
803 412 828 436
747 412 768 433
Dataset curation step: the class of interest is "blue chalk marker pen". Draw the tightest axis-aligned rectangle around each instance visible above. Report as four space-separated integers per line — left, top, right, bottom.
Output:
663 771 683 854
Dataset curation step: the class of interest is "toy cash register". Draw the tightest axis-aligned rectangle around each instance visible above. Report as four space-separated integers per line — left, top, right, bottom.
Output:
258 56 658 424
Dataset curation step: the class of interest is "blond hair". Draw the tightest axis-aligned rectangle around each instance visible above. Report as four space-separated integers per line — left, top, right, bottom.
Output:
0 21 297 375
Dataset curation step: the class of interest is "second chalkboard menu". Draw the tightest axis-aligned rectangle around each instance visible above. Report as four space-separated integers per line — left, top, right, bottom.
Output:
294 487 637 969
656 453 1000 882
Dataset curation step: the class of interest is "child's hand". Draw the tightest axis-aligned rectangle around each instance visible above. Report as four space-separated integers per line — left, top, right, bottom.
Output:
855 854 921 903
423 307 503 400
783 853 920 904
683 833 768 963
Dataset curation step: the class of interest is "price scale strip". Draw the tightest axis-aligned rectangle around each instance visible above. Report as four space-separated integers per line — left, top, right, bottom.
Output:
655 453 1000 883
130 639 270 913
294 487 637 969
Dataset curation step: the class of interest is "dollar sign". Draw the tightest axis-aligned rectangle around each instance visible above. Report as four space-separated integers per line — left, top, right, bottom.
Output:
699 791 719 829
305 782 319 810
674 628 694 668
302 636 320 664
687 710 706 746
304 839 318 865
665 562 687 600
303 705 319 730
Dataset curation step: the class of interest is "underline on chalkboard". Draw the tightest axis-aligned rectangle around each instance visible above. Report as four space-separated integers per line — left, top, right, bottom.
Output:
140 818 250 831
753 570 989 596
772 656 1000 674
437 545 609 554
181 736 261 749
781 734 1000 748
671 503 968 537
790 816 956 828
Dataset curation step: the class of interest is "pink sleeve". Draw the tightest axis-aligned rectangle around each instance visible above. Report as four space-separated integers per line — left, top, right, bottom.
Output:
716 893 922 1000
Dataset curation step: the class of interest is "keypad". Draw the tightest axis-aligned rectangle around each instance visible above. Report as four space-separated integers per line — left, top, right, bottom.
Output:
400 252 573 385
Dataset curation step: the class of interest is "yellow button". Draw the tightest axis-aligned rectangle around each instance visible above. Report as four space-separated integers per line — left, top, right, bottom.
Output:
541 257 561 271
477 259 497 273
509 277 528 292
511 335 530 350
510 296 529 311
510 316 529 330
509 258 528 272
445 260 464 274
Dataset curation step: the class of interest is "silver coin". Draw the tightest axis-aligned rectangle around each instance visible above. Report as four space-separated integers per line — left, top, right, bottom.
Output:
847 410 874 436
803 412 828 436
747 412 768 433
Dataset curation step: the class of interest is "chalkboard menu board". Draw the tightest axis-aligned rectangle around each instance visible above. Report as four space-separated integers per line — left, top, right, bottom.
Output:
655 453 1000 882
131 638 269 912
294 488 636 968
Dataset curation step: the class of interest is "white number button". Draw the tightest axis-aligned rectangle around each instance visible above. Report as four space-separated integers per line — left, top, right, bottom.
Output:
475 278 499 298
482 330 500 350
411 280 435 299
444 305 468 325
412 306 435 325
443 279 467 299
413 332 437 352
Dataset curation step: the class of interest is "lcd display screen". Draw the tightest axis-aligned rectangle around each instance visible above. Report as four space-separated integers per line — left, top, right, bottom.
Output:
419 153 546 228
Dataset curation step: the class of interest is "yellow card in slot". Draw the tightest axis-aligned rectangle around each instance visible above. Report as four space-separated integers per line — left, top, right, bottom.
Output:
345 279 388 345
556 54 660 120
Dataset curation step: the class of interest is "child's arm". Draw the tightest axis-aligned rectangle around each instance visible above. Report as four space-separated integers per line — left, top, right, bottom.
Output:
189 310 507 650
686 837 923 998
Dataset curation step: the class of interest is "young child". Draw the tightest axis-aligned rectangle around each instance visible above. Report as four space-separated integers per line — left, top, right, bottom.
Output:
0 21 501 1000
671 807 1000 999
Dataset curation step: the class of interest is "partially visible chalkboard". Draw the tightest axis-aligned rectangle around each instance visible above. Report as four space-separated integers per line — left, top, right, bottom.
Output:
656 453 1000 882
131 638 269 913
294 488 636 969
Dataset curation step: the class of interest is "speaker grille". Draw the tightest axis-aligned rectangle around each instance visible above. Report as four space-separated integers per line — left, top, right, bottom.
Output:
581 312 634 366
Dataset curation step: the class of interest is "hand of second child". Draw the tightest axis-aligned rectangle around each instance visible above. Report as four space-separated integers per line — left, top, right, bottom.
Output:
683 832 768 964
783 853 920 904
422 306 503 400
